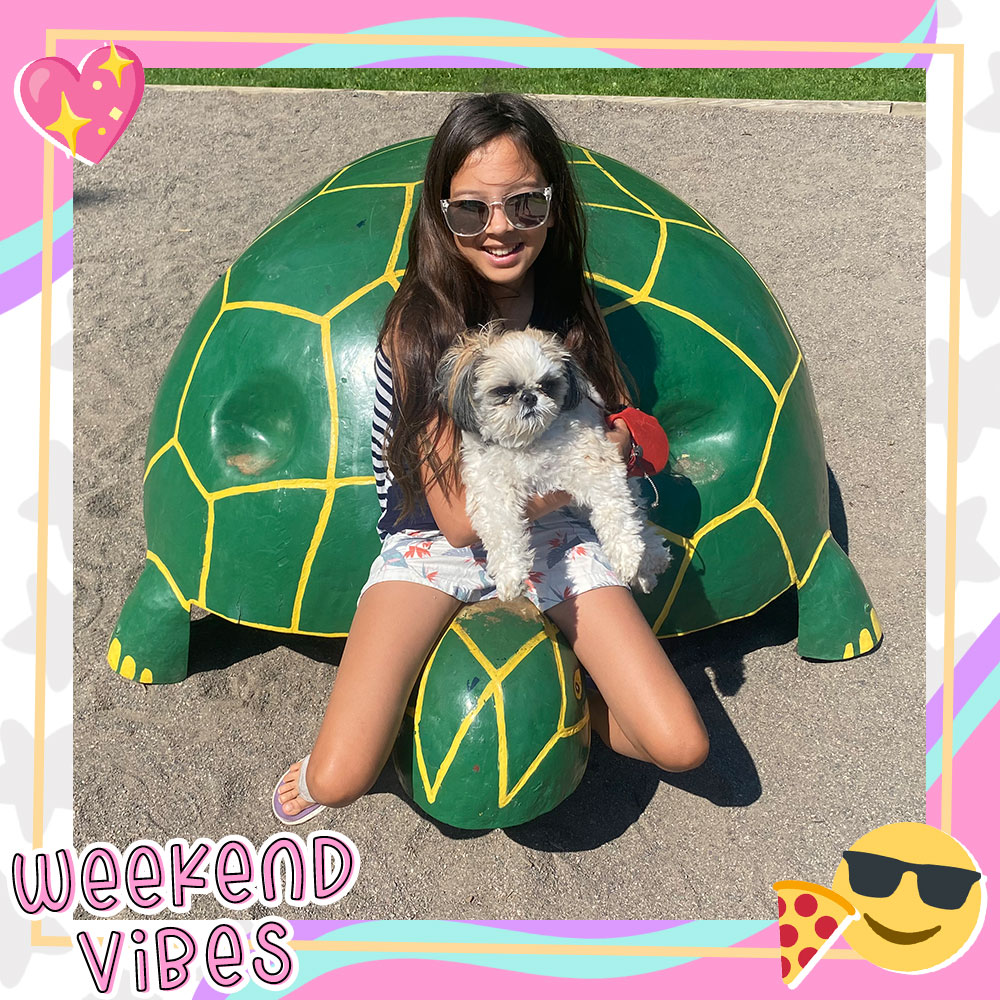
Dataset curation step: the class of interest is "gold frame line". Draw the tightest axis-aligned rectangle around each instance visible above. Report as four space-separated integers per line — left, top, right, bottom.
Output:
31 29 960 959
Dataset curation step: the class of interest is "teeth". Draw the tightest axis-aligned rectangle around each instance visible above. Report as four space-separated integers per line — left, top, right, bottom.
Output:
485 245 520 257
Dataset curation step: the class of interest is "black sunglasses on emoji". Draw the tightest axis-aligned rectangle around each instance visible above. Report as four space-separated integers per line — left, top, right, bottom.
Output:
439 187 553 237
842 850 982 910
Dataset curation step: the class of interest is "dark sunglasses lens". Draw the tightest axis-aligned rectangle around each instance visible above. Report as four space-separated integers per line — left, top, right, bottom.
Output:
446 200 488 236
917 866 982 910
843 852 903 898
507 191 549 229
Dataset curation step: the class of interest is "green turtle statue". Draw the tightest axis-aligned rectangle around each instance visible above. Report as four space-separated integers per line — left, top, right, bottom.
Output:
391 599 590 830
108 138 881 678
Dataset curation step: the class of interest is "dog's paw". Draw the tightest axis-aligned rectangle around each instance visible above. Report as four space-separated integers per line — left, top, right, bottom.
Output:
630 539 672 592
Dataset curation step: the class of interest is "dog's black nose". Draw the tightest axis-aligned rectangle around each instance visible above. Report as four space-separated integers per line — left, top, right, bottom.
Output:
521 391 537 408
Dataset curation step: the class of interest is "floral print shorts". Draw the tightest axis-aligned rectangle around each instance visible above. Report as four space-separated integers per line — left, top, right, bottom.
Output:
359 509 626 612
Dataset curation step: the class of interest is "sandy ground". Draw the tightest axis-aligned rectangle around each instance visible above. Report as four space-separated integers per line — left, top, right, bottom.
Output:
73 87 925 920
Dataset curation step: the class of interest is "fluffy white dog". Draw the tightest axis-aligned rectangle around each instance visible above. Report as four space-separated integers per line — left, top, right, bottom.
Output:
435 325 671 601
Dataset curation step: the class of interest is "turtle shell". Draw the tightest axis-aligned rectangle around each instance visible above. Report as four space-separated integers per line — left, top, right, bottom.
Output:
108 137 880 686
392 599 590 830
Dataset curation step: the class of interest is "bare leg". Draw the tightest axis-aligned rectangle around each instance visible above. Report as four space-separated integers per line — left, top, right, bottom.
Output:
277 581 463 815
546 586 709 771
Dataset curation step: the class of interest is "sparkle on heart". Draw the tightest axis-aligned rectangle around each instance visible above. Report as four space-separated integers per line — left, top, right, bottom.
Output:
16 42 144 164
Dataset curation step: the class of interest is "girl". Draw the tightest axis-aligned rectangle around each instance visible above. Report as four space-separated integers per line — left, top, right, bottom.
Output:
274 93 709 824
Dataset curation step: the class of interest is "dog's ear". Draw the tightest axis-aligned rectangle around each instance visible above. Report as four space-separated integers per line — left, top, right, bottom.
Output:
561 352 589 412
435 340 481 433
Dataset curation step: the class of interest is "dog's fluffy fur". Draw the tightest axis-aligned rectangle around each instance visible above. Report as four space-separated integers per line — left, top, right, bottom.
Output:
435 325 671 601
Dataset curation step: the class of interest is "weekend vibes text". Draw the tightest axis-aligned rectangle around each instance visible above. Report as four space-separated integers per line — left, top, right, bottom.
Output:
9 832 359 994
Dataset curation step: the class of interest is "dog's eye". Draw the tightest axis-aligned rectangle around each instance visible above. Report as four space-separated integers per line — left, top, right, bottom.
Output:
491 385 516 401
539 378 560 396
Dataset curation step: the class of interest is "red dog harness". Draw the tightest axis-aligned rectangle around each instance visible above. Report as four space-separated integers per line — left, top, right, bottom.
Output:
606 406 669 478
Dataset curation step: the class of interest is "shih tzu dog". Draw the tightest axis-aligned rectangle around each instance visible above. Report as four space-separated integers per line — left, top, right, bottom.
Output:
435 325 670 601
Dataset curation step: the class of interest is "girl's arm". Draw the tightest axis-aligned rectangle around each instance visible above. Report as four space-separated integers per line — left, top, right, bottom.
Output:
421 415 573 548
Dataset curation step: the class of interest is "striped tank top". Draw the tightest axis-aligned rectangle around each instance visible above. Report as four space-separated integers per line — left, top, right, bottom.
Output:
372 345 439 540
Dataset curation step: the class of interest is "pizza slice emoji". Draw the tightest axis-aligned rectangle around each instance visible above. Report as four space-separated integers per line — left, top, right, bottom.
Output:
773 880 860 988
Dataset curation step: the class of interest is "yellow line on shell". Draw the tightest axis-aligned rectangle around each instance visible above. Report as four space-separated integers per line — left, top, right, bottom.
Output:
143 437 175 482
412 629 448 799
322 274 394 323
386 184 416 276
210 478 328 500
798 531 831 589
146 550 191 610
292 489 335 632
416 622 548 802
652 498 756 633
584 201 657 220
222 300 323 324
414 634 495 803
652 548 693 634
322 182 418 195
249 193 325 249
292 318 339 630
580 148 668 306
647 296 779 402
546 618 568 730
655 584 795 639
209 476 374 501
579 147 658 218
750 354 802 499
659 528 695 551
175 268 229 437
751 499 796 585
246 145 426 248
198 498 215 606
589 273 779 402
332 475 377 487
493 666 510 805
172 441 210 500
189 602 348 637
499 710 590 808
320 139 428 193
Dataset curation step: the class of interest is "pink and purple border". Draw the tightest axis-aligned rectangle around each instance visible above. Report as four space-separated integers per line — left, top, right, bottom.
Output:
8 2 996 997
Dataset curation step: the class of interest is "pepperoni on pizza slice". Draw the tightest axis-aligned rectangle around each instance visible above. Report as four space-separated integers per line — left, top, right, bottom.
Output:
772 880 859 989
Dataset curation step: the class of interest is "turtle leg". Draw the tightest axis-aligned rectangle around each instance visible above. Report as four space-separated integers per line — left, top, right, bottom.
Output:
107 560 191 684
796 535 883 661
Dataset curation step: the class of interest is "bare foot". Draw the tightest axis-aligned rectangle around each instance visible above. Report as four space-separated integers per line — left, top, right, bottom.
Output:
276 759 314 817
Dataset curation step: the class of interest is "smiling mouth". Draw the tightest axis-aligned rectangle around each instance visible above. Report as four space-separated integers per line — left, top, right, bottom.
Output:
863 913 942 945
482 243 523 258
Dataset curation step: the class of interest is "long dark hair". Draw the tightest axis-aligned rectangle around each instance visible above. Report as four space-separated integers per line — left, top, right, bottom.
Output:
378 92 632 519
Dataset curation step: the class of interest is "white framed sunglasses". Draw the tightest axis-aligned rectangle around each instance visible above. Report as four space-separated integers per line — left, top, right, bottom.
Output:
439 186 553 237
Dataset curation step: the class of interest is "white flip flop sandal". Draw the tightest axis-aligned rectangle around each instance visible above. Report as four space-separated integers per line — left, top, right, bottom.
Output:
272 753 325 826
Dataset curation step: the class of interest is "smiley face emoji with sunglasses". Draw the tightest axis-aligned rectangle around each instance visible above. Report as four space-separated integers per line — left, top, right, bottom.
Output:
832 822 986 972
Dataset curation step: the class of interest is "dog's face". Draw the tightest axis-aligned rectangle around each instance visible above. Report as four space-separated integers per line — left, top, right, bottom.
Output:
436 326 586 447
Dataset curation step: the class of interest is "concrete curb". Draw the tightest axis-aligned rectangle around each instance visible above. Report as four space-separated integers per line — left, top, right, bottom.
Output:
150 84 925 117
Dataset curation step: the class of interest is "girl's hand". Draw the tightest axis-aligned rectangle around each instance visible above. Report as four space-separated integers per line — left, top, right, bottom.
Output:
606 417 633 463
524 491 572 520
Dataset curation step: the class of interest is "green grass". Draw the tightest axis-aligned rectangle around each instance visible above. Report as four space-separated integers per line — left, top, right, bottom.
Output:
146 67 925 102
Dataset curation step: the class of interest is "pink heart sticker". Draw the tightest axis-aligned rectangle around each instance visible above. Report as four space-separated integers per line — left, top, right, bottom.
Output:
15 42 144 165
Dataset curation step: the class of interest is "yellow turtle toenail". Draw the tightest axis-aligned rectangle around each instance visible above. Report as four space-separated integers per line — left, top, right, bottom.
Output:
843 642 855 659
108 638 121 671
871 608 882 642
120 656 136 680
859 628 874 653
139 669 153 684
